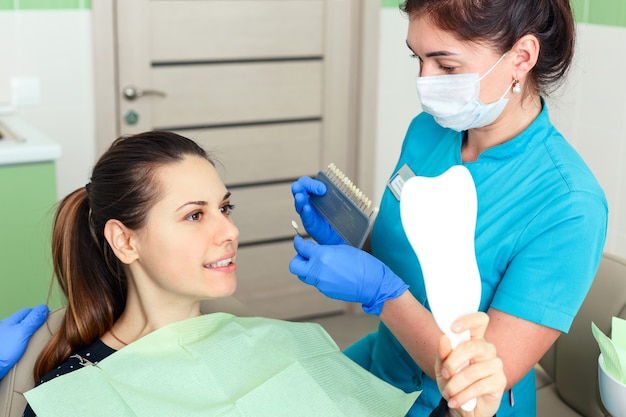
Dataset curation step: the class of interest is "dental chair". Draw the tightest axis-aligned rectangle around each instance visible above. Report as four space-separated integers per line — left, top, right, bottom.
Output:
0 297 253 417
535 253 626 417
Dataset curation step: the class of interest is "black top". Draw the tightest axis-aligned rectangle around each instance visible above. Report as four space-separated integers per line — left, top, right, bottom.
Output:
429 398 451 417
22 339 116 417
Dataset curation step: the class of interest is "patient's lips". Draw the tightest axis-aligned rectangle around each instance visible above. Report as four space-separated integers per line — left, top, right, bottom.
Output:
204 254 236 273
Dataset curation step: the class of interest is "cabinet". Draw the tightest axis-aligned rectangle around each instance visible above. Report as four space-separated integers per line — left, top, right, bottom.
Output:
0 117 62 318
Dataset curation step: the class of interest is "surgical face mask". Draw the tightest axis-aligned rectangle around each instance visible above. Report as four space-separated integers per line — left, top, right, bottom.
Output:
415 53 511 132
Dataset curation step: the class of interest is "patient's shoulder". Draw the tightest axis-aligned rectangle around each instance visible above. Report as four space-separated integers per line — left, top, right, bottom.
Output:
23 340 116 417
35 339 115 387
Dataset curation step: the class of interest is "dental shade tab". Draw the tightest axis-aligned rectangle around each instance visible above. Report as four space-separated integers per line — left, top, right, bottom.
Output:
309 163 377 248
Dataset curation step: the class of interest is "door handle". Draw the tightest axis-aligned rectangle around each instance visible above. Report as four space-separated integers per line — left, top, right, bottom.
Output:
123 86 166 101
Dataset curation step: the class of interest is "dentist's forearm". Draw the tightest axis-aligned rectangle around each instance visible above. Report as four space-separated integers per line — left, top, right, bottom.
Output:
379 291 443 380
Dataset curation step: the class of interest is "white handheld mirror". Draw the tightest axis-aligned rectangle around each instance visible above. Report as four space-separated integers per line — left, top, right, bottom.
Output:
400 165 481 412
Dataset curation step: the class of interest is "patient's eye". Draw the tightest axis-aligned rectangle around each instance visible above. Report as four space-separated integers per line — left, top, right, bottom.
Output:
220 204 235 216
186 211 203 222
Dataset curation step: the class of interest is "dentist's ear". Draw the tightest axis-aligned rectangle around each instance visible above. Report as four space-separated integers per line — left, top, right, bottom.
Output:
511 34 540 77
103 219 138 265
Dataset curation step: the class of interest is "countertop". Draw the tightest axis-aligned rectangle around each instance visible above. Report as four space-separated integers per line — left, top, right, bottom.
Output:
0 115 62 165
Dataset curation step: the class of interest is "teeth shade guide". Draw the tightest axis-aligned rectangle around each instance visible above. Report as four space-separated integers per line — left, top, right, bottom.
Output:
308 163 375 248
325 163 376 217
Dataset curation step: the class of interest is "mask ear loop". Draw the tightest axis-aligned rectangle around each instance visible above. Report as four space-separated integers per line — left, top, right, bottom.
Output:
479 52 514 102
478 52 509 81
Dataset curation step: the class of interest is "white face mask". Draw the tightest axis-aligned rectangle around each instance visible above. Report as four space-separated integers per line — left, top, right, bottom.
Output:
415 53 511 132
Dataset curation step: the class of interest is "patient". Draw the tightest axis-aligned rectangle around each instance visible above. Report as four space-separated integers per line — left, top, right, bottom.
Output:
21 131 504 417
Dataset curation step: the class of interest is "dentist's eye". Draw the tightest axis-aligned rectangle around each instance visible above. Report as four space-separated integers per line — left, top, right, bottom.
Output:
438 64 456 73
409 54 423 65
409 54 423 76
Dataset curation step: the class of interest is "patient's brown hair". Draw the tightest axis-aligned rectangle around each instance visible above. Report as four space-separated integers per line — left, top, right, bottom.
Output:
34 131 213 380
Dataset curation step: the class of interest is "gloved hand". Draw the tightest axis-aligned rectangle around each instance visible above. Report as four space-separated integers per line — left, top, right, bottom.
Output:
0 304 48 379
289 236 409 315
292 176 346 245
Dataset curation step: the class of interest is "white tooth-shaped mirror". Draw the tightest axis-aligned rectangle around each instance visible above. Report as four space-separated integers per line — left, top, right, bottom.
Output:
400 165 481 412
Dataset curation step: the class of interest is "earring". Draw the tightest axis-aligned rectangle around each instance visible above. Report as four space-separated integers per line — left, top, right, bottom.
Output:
512 79 521 94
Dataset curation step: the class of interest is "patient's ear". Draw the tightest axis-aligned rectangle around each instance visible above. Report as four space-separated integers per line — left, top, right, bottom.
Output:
104 219 138 264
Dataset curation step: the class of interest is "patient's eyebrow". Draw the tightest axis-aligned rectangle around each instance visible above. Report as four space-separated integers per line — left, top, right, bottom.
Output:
175 192 231 211
176 201 208 211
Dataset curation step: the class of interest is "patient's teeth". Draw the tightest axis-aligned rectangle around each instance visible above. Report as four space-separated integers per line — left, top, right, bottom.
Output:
207 258 232 268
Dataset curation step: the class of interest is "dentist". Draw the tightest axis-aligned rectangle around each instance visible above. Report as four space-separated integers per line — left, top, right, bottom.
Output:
290 0 608 415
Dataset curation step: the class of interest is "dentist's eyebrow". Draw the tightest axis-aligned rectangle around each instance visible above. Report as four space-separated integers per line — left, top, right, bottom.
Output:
405 41 458 58
425 50 458 58
222 191 231 202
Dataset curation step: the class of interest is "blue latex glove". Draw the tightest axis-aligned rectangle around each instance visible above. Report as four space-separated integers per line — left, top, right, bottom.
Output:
0 304 48 379
289 236 409 315
292 176 346 245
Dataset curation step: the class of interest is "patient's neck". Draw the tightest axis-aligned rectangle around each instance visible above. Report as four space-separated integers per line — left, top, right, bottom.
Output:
103 285 203 348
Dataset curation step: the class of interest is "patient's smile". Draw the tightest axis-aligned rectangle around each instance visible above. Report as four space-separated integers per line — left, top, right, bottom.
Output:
205 257 234 269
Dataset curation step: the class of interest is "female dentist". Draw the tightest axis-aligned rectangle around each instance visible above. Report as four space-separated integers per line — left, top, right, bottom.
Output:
290 0 608 415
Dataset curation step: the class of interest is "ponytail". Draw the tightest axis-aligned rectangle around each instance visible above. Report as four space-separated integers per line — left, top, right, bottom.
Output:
34 188 126 380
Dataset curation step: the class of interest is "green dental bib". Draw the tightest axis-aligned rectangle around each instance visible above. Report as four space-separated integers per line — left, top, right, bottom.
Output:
26 313 419 416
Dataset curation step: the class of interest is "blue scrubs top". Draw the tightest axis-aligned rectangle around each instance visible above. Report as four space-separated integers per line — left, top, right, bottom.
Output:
345 102 608 416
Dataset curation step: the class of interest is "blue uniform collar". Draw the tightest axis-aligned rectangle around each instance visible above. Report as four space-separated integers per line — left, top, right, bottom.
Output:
466 97 552 162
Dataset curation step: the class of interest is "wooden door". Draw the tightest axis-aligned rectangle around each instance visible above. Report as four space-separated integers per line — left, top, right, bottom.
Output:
92 0 379 319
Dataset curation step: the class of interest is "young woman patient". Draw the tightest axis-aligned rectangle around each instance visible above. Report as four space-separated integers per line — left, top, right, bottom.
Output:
22 131 504 417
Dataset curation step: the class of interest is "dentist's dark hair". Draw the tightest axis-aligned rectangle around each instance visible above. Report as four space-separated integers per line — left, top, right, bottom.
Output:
400 0 575 95
34 131 213 380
